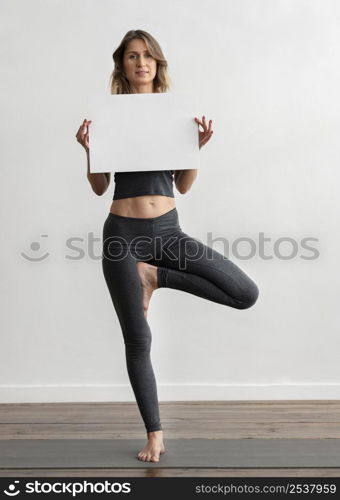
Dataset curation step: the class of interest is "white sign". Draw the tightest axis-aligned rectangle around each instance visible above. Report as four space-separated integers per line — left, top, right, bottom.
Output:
86 91 200 173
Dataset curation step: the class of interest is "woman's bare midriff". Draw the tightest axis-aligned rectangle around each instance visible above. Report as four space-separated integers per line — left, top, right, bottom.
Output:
109 195 176 219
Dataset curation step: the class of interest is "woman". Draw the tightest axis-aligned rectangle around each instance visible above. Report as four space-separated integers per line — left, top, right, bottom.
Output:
75 29 259 463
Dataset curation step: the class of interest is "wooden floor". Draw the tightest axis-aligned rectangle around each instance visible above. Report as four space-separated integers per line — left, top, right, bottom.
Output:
1 400 340 477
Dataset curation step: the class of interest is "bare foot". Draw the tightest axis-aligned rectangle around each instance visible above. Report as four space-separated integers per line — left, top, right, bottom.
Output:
136 261 158 318
137 430 166 462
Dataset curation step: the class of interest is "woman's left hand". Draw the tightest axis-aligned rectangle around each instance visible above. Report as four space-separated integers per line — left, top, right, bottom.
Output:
194 115 213 149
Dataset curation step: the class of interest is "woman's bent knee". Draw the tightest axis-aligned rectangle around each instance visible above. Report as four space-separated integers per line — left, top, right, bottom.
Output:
238 282 259 309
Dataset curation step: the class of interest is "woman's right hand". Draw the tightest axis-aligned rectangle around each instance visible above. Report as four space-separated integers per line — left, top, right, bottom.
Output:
76 118 92 152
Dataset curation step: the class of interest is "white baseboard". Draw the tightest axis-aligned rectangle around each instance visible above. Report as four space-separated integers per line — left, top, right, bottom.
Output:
0 383 339 402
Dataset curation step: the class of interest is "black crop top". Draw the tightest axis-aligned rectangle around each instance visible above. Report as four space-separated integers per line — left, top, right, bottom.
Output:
113 170 175 200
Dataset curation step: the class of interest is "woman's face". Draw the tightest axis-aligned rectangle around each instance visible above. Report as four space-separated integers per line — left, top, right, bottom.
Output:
123 38 157 93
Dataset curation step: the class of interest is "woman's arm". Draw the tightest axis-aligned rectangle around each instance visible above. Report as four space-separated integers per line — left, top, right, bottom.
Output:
174 115 213 194
174 169 197 194
76 119 110 196
86 150 110 196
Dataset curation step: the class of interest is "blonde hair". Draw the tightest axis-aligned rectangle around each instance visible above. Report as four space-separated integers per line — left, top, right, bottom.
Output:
108 29 172 94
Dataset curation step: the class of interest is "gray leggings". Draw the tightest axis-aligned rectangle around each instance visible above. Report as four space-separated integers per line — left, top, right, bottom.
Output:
102 207 259 433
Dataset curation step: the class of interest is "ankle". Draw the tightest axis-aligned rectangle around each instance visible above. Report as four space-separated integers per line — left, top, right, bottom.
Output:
147 430 163 439
144 263 158 288
151 265 159 288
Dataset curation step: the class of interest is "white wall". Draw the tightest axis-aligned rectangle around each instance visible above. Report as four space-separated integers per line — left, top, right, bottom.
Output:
1 0 340 402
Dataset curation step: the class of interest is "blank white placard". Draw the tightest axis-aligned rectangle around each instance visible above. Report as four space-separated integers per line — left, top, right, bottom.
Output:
86 91 200 173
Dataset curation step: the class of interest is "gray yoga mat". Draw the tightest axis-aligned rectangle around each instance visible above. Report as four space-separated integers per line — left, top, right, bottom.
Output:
0 439 340 468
